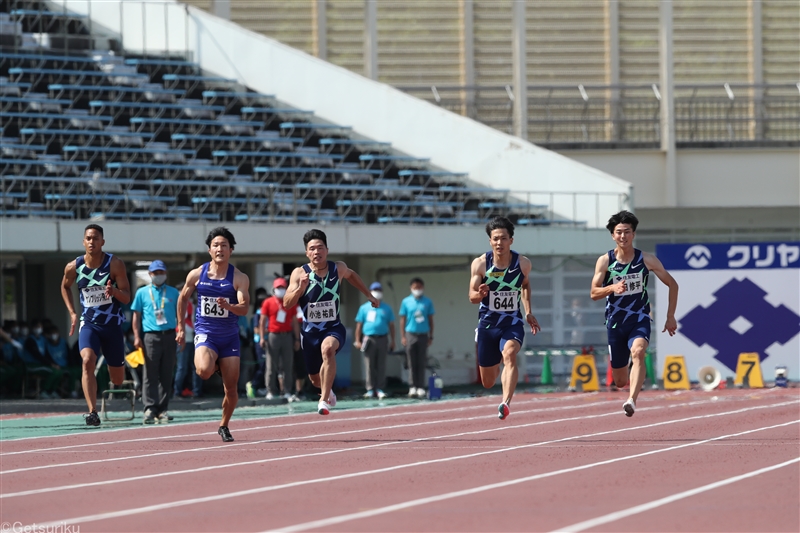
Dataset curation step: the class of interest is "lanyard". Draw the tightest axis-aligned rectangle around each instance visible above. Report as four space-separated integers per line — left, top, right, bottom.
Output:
149 284 165 310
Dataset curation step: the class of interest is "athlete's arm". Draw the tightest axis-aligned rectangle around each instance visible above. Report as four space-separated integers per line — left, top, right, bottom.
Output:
519 256 541 335
284 267 308 309
590 254 624 300
60 260 79 336
176 267 200 349
643 252 679 336
468 256 489 304
108 256 131 305
337 261 379 308
221 269 250 316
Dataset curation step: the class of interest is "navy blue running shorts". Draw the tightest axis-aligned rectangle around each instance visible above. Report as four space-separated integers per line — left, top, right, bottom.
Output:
194 331 241 359
476 323 525 368
79 321 125 367
301 323 346 376
607 320 651 369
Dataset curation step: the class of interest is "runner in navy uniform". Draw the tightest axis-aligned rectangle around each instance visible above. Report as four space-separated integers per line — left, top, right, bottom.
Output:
177 227 250 441
469 217 541 420
591 211 679 417
284 229 378 415
60 224 131 427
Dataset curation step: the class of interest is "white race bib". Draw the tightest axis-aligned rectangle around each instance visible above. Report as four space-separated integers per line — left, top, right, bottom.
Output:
489 290 519 312
199 295 229 318
307 301 336 323
613 272 643 296
82 285 111 308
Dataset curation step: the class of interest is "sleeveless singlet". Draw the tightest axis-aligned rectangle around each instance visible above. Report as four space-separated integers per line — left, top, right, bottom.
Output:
194 263 239 336
603 248 651 328
478 251 524 328
76 253 124 326
298 261 342 334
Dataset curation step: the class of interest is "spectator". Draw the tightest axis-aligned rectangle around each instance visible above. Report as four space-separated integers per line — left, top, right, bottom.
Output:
173 287 202 398
44 325 81 398
22 319 64 399
0 325 24 395
259 277 300 400
354 281 395 400
131 260 179 424
399 278 435 398
246 287 268 399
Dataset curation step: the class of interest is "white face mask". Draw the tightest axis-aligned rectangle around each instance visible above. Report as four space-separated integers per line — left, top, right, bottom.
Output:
371 291 383 300
411 289 424 298
50 334 59 343
33 327 43 336
151 274 167 286
274 288 286 299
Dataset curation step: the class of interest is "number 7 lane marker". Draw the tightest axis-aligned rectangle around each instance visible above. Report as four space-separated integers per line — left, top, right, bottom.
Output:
27 401 799 529
552 456 800 532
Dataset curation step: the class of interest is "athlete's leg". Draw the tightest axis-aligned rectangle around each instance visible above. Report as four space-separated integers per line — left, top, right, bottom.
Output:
628 338 648 403
500 339 522 404
479 365 500 388
477 327 503 388
219 356 239 427
194 345 219 380
107 365 125 387
79 347 99 412
319 336 339 404
612 366 629 388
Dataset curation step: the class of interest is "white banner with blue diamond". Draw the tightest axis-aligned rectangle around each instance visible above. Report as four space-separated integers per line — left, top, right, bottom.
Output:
655 242 800 382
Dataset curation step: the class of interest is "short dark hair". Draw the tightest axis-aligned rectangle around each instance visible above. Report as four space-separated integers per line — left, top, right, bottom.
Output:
84 223 104 237
206 227 236 249
485 216 515 238
606 210 639 233
303 229 328 249
410 277 424 286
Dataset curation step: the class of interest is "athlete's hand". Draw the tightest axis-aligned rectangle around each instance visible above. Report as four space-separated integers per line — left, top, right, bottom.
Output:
612 280 627 295
368 296 380 308
477 284 490 298
298 271 310 292
662 315 678 336
526 313 541 335
133 336 143 350
104 279 114 299
68 312 78 336
176 328 185 350
216 296 229 310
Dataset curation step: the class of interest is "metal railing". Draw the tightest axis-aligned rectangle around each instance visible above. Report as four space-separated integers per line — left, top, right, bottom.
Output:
398 83 800 149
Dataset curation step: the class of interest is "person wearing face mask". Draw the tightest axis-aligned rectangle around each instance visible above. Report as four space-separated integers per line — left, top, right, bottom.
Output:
245 287 268 400
258 277 300 400
45 325 81 398
354 282 395 400
131 260 180 424
22 319 64 399
399 278 435 398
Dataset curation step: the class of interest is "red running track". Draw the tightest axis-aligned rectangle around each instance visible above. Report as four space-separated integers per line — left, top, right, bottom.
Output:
1 389 798 532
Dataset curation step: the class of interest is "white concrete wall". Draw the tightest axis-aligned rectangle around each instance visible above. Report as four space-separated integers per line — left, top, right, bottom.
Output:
48 0 632 227
562 149 800 209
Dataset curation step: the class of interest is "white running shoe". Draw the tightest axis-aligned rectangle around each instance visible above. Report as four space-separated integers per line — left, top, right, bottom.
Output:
318 401 331 415
623 398 635 417
265 392 275 400
416 388 427 399
328 390 337 407
408 387 417 397
376 389 387 400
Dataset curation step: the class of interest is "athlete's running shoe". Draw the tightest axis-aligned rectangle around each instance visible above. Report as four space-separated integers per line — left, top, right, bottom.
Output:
84 411 101 427
318 400 331 415
218 425 234 442
328 390 337 407
623 398 635 417
498 402 510 420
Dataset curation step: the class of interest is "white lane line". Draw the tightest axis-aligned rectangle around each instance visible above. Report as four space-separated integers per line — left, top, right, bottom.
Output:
0 400 625 475
552 457 800 532
27 402 800 529
264 421 800 533
0 396 614 456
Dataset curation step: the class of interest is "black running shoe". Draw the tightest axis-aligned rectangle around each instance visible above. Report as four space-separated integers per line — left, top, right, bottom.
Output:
84 411 101 427
218 425 234 442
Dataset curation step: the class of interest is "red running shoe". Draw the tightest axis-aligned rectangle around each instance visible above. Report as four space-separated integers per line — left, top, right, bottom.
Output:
498 402 510 420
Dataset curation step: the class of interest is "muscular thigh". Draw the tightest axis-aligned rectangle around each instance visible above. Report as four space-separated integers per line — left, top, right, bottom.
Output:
194 345 219 369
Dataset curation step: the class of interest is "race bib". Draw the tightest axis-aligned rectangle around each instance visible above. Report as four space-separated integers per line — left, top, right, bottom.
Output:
613 273 643 296
194 334 207 344
306 301 336 323
82 285 111 308
199 295 229 318
154 309 168 326
490 290 519 312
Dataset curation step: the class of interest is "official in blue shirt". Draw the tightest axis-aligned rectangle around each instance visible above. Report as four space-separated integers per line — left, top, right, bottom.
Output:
131 260 180 424
398 277 435 398
355 282 396 399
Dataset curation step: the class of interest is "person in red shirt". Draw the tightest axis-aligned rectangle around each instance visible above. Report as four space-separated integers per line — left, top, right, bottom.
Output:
259 277 301 400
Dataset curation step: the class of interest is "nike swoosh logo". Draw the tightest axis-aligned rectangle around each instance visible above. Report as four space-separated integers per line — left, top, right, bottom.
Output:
220 283 230 287
98 271 108 276
629 264 642 271
508 268 519 273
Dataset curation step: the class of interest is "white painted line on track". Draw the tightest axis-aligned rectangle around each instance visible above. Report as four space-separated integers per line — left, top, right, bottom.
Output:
551 457 800 532
0 396 616 456
26 402 800 529
265 421 800 533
